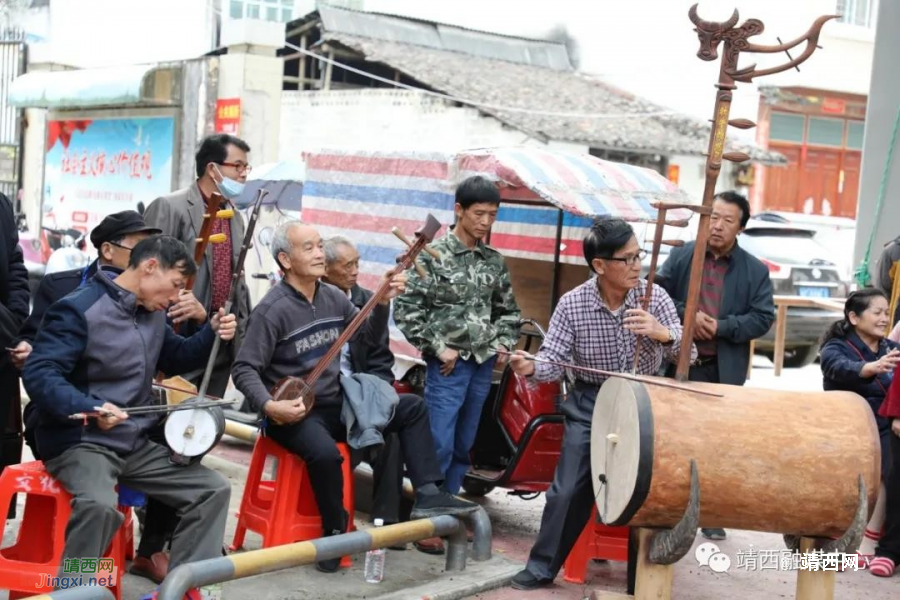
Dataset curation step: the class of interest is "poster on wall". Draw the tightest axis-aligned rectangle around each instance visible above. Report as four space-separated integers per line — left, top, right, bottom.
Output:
43 116 175 254
215 98 241 134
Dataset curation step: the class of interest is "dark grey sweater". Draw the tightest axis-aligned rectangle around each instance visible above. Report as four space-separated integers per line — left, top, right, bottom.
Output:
232 280 389 412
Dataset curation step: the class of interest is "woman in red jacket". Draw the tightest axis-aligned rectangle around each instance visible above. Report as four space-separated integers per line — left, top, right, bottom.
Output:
873 366 900 577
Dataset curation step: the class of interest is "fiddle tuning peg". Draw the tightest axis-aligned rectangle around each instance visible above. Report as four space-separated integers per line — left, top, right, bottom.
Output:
196 233 228 244
392 226 441 262
413 260 427 279
216 209 235 219
722 151 751 163
392 227 414 248
728 118 756 130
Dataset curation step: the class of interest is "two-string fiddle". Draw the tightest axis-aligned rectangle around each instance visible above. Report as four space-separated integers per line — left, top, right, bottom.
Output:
267 214 443 420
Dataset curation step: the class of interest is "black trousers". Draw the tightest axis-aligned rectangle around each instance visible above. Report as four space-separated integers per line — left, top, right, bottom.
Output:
524 384 598 580
266 394 442 533
688 361 720 384
1 367 22 519
876 432 900 562
369 432 410 524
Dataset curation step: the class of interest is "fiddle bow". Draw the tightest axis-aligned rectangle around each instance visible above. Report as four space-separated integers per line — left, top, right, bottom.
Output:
163 187 269 459
269 214 443 416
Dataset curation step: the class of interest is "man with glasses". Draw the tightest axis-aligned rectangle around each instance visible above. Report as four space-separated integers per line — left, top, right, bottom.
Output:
655 190 774 541
505 217 689 591
144 134 253 401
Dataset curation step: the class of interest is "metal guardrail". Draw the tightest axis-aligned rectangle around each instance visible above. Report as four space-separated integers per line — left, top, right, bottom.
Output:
24 587 115 600
157 510 492 600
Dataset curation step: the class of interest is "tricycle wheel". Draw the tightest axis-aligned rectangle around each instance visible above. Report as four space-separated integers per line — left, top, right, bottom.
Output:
462 477 495 497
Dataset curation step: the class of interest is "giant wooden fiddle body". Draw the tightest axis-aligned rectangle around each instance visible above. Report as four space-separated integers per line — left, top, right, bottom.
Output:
267 214 443 419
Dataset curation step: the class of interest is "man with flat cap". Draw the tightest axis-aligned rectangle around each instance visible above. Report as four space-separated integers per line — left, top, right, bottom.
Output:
11 209 207 584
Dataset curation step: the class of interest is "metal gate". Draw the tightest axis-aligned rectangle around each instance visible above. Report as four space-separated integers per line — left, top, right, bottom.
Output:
0 31 26 208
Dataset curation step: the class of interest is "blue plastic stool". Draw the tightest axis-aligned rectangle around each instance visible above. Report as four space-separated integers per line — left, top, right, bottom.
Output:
118 484 147 508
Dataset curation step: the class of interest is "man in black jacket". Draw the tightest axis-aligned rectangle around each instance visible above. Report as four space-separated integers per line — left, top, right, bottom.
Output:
12 211 206 584
0 192 29 518
655 191 775 540
322 236 414 548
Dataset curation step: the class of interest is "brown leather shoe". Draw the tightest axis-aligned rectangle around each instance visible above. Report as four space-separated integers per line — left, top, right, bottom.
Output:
414 536 445 555
129 551 169 584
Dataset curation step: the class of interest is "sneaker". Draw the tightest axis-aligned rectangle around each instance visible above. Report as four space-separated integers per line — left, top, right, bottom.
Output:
510 569 552 591
410 491 479 519
701 528 727 541
129 551 170 584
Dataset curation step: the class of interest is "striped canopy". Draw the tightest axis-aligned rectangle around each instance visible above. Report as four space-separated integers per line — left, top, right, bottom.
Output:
301 147 696 361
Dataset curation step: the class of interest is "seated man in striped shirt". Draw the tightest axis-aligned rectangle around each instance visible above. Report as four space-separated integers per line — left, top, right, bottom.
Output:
507 217 691 591
655 191 775 541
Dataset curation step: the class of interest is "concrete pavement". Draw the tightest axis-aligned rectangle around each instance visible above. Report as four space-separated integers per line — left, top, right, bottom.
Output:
3 358 898 599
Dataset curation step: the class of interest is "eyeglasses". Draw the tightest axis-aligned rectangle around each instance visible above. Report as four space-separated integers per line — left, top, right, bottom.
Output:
602 250 647 266
108 241 134 253
219 161 253 174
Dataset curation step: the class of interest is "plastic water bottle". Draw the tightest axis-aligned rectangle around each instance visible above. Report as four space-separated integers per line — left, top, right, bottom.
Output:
364 519 386 583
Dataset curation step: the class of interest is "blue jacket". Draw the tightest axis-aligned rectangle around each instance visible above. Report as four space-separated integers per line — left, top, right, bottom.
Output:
655 240 775 386
820 331 898 434
22 271 215 460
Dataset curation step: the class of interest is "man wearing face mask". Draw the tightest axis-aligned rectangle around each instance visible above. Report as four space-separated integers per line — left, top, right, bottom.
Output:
144 134 253 401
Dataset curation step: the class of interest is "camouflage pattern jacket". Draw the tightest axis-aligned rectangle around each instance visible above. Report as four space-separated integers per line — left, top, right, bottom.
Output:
393 231 521 364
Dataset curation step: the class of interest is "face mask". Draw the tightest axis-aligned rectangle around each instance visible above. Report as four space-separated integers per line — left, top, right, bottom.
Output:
213 165 246 201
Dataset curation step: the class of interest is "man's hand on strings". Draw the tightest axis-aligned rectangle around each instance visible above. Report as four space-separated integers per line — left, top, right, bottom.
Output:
508 350 536 377
496 345 510 367
380 271 408 304
264 397 307 425
623 308 669 342
211 308 237 341
96 402 129 431
168 290 208 324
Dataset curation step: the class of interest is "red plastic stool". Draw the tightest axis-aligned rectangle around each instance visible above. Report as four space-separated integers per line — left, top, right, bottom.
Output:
563 507 630 584
0 461 132 600
231 436 356 567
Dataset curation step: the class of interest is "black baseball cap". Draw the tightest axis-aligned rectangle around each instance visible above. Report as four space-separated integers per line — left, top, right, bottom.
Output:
90 210 162 250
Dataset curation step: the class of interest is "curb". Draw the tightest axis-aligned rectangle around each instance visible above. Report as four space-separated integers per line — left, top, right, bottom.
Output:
202 451 250 480
373 557 521 600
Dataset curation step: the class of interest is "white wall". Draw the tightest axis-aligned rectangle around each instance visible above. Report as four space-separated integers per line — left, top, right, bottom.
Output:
278 89 540 158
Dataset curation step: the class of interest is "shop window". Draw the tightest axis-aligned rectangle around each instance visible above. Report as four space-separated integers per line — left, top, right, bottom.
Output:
769 112 805 143
846 120 865 149
808 117 844 147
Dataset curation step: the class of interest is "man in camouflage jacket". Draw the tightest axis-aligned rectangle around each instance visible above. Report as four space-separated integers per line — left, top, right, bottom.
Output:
394 176 520 496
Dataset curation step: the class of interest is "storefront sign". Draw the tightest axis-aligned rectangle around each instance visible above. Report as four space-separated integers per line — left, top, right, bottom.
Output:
43 116 175 252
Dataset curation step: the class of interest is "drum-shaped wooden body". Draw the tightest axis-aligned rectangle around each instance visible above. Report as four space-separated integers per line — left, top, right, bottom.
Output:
165 400 226 458
270 376 316 415
590 377 880 538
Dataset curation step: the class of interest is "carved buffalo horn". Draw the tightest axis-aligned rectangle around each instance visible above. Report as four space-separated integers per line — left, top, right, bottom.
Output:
688 3 739 31
648 459 701 565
